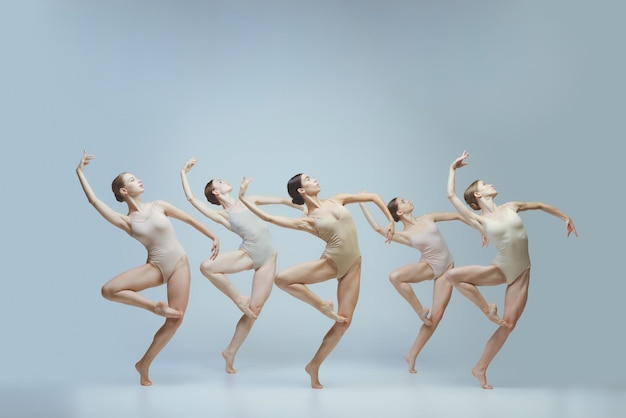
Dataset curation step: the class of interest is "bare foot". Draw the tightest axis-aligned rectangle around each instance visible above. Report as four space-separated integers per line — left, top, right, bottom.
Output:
154 301 182 318
236 295 257 319
222 350 237 374
305 363 323 389
135 362 152 386
485 303 507 326
320 300 348 322
417 306 433 327
404 354 417 374
472 366 493 389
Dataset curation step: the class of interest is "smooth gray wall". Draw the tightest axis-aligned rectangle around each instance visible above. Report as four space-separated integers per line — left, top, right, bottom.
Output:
1 0 623 389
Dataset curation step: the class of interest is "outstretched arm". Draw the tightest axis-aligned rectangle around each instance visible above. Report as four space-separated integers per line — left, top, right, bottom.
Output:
249 194 305 212
334 192 395 242
359 202 408 245
511 201 578 237
428 211 488 246
160 200 220 259
239 177 317 235
180 157 231 230
446 151 485 235
76 150 131 234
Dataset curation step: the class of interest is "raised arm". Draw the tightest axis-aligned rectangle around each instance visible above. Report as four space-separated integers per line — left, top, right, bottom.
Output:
180 157 231 230
446 151 485 234
334 192 394 242
76 150 131 234
159 200 220 259
239 177 317 235
509 201 578 237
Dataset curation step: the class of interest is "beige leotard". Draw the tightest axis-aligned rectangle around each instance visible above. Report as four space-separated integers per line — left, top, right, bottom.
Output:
130 202 186 283
228 208 277 270
313 200 361 279
407 217 454 279
483 205 530 284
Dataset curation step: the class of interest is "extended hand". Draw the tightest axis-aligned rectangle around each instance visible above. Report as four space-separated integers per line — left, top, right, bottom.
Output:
451 150 469 170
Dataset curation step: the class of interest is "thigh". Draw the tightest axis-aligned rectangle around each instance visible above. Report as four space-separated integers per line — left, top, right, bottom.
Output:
502 269 530 325
431 273 454 311
104 263 163 292
204 250 254 274
167 256 191 312
447 264 507 286
392 262 435 283
250 254 277 307
277 258 338 285
336 259 362 319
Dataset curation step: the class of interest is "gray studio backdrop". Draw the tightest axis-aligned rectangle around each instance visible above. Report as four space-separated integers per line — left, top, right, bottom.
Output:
1 0 622 390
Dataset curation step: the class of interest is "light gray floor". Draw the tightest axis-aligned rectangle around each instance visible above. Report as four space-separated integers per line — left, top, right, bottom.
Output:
5 362 624 418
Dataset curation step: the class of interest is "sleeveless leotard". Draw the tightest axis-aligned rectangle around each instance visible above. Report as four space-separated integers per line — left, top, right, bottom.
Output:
130 202 186 283
407 217 454 279
483 205 530 284
313 200 361 279
228 209 277 270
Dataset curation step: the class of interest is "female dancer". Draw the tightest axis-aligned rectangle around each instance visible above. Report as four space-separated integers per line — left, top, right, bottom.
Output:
180 157 303 374
445 151 577 389
238 173 394 389
76 151 219 386
359 196 478 374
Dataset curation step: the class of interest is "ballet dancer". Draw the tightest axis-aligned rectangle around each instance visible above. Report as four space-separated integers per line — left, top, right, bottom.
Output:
359 195 478 373
180 157 303 373
238 173 394 388
76 150 219 386
445 150 577 389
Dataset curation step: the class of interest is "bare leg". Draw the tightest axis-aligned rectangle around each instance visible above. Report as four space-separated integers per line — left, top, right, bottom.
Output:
445 265 508 326
275 258 347 322
472 269 530 389
405 274 453 373
389 262 435 326
135 257 191 386
305 259 361 389
101 263 180 317
200 251 256 319
222 255 276 374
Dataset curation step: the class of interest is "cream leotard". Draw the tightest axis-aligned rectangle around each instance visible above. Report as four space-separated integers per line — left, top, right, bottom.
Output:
228 209 277 270
313 200 361 279
130 202 187 283
483 205 530 284
407 217 454 279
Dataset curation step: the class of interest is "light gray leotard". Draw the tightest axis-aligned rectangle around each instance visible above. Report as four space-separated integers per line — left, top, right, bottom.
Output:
483 205 531 284
130 202 186 283
407 217 454 279
313 200 361 279
228 209 277 270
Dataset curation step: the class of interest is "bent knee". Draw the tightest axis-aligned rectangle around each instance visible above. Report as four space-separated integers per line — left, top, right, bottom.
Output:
249 304 264 318
444 270 460 285
429 311 445 326
274 273 289 288
199 260 216 276
101 284 116 300
165 314 185 329
388 272 402 285
501 320 517 332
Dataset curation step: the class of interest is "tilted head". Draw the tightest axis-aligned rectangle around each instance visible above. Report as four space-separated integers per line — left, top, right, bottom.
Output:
464 180 497 211
287 173 304 205
111 172 143 202
387 197 400 222
387 197 414 222
204 180 218 205
111 172 129 202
